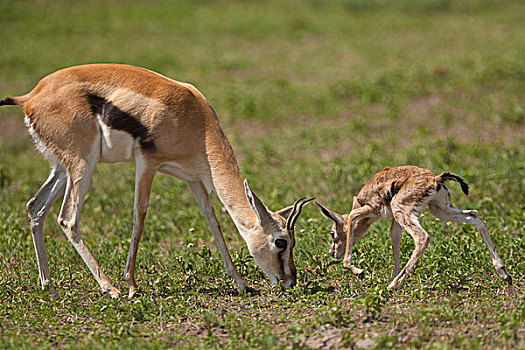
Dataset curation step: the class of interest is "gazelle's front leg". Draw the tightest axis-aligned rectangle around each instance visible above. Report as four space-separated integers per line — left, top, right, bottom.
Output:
429 204 512 284
27 164 67 298
123 153 158 298
187 181 248 291
389 219 402 278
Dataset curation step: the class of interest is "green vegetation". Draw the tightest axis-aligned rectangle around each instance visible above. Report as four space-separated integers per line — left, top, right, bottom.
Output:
0 0 523 348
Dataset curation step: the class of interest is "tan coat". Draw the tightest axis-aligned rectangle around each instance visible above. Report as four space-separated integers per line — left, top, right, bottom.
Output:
1 64 312 298
317 165 511 289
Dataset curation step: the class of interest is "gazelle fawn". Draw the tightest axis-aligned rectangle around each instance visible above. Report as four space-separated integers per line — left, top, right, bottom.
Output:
317 165 512 289
1 64 312 298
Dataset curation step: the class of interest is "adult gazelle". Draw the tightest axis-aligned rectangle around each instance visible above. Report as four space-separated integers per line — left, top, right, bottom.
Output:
1 64 313 298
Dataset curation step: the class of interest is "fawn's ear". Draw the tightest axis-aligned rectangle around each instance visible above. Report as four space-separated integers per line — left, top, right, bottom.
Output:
315 201 344 226
351 196 360 210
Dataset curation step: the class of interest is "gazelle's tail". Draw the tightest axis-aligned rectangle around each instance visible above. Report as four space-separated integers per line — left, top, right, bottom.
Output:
0 97 17 106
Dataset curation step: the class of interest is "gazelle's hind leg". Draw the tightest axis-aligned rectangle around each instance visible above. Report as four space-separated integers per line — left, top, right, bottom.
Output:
343 205 376 277
123 152 158 298
57 153 120 298
429 201 512 284
187 181 248 291
26 163 67 298
389 209 430 289
389 219 402 278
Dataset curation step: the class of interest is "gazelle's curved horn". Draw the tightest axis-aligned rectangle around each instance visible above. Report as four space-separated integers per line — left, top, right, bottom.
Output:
286 197 315 232
286 197 305 232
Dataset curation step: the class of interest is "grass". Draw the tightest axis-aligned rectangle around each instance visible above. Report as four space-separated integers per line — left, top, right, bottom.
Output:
0 0 524 348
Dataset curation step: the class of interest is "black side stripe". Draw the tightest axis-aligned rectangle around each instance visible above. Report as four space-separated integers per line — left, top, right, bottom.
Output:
384 181 400 204
87 94 156 152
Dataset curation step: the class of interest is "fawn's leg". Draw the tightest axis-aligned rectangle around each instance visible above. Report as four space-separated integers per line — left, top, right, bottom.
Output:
343 205 375 277
429 202 511 284
390 219 402 278
388 209 430 289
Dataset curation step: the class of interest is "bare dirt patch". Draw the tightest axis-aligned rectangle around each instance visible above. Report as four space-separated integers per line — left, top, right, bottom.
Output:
151 282 523 349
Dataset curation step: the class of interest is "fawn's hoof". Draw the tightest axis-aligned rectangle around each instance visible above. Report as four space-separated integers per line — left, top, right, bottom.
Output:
504 274 512 286
343 262 364 278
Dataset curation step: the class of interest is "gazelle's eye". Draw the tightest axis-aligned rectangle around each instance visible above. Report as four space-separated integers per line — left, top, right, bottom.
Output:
275 239 287 249
330 231 335 239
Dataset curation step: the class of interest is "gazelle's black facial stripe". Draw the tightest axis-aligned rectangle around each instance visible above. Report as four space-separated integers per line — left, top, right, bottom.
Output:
277 247 288 277
87 94 156 152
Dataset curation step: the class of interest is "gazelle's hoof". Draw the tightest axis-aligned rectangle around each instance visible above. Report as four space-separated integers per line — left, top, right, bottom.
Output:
122 274 137 298
44 285 59 300
350 266 364 276
104 286 121 299
50 290 59 300
110 290 121 299
236 278 249 292
387 279 403 290
239 286 258 295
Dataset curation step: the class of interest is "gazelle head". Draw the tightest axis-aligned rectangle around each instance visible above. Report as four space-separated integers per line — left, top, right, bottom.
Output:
316 197 360 260
244 180 313 287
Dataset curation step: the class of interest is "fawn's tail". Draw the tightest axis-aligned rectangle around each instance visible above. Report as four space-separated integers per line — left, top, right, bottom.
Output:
437 172 469 195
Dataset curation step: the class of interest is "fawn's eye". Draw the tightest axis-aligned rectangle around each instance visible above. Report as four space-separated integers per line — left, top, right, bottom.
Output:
275 239 287 249
330 231 335 239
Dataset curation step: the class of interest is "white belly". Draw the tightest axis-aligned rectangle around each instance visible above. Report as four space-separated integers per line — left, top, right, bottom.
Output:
97 117 137 163
158 162 199 182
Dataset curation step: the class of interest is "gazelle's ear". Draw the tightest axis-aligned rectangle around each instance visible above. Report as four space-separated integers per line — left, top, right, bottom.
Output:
244 179 273 224
352 196 360 210
315 201 344 226
275 205 294 220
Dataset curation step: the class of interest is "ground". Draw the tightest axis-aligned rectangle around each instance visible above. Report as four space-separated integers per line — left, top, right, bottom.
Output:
0 1 524 349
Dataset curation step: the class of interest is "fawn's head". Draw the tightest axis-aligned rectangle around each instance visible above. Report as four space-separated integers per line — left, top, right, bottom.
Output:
316 197 360 260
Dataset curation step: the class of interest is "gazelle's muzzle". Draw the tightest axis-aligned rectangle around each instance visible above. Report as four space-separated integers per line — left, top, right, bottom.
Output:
272 253 297 287
274 271 296 287
284 266 297 287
